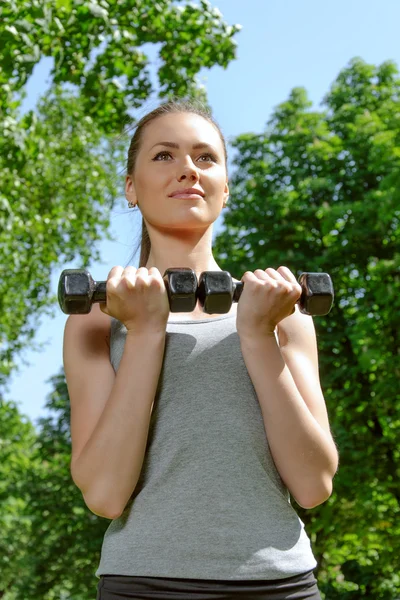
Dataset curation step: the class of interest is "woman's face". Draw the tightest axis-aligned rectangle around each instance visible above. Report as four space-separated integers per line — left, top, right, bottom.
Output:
126 112 229 231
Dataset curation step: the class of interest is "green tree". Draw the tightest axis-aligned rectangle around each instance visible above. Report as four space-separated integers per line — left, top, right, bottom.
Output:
0 87 124 385
214 57 400 599
0 398 38 600
0 0 240 130
0 0 241 385
1 384 110 600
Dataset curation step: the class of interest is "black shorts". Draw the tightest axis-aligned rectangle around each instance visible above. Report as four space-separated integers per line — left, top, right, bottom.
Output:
96 568 322 599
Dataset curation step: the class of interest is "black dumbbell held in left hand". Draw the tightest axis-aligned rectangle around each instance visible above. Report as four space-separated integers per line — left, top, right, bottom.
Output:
58 267 199 314
197 271 334 316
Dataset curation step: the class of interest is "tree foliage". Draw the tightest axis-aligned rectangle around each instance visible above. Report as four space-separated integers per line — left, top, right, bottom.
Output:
1 386 110 600
214 57 400 599
0 87 124 385
0 0 240 131
0 0 240 385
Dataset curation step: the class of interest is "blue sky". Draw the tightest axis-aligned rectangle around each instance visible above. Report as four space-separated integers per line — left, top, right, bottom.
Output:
5 0 400 431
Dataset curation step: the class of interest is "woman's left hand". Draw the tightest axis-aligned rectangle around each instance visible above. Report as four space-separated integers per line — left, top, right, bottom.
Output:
236 266 302 339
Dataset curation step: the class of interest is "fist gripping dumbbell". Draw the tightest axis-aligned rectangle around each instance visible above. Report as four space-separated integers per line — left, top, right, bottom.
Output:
58 268 198 315
197 271 334 316
58 268 334 316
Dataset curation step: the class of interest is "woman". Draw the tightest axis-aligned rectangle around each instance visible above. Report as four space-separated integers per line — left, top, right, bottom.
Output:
63 99 338 600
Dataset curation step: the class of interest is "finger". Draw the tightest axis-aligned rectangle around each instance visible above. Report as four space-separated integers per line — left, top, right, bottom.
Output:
254 269 270 280
134 267 150 283
148 266 162 281
241 270 259 283
107 265 124 280
123 265 138 272
264 267 282 281
277 267 302 299
120 266 137 284
265 267 299 297
146 267 165 289
276 266 297 284
118 265 138 290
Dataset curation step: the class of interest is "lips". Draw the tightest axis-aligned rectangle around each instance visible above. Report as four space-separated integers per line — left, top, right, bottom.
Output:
169 188 205 197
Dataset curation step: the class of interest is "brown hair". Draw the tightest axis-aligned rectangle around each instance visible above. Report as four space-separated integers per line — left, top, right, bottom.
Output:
125 99 228 267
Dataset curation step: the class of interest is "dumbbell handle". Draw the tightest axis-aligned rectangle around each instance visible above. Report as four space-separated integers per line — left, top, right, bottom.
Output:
88 281 107 303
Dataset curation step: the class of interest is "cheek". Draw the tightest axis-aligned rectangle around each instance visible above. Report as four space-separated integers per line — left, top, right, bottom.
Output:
135 168 173 210
201 165 223 184
136 168 160 196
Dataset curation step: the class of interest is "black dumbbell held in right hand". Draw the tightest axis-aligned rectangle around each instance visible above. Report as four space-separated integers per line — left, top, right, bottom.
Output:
197 271 334 316
58 268 198 315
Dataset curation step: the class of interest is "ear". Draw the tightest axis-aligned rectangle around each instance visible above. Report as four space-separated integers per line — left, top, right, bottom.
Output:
223 179 229 204
125 175 137 206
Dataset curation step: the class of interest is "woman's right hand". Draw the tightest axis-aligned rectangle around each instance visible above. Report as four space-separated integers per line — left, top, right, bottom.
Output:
99 266 170 334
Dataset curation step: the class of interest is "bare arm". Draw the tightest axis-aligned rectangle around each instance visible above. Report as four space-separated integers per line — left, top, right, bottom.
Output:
240 336 338 508
68 325 166 519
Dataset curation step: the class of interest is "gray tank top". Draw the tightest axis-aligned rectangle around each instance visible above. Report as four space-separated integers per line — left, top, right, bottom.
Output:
95 313 317 580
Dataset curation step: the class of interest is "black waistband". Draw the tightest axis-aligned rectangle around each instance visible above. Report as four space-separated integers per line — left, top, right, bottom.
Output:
99 569 321 600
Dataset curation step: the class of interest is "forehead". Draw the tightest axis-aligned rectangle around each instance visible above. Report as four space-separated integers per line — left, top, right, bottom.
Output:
141 112 223 151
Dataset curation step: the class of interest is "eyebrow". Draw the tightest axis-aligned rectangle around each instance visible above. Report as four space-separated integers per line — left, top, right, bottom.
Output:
150 141 218 153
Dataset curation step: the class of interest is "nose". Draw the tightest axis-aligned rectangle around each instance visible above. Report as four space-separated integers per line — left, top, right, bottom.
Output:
177 158 199 183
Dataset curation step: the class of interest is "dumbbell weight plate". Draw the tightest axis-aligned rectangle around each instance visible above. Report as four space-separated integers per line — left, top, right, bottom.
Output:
197 271 234 314
162 268 198 312
58 269 104 314
298 272 334 316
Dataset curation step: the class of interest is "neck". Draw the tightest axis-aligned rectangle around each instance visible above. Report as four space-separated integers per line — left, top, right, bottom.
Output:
144 223 223 279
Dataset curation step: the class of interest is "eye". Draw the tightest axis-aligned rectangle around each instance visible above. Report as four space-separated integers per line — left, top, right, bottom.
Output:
152 151 217 162
198 153 217 162
152 151 172 161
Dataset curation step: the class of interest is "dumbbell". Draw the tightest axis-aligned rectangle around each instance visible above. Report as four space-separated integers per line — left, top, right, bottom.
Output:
197 271 334 316
58 268 333 316
58 268 198 314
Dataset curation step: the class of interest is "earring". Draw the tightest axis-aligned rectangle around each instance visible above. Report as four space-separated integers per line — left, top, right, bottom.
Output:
128 201 136 209
223 195 229 208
